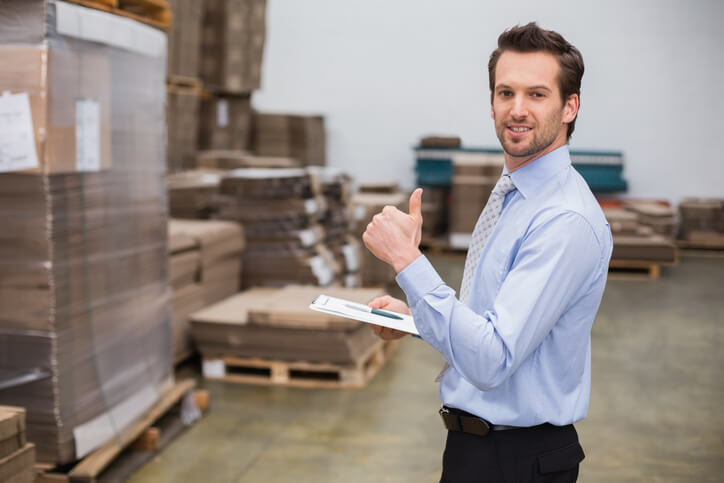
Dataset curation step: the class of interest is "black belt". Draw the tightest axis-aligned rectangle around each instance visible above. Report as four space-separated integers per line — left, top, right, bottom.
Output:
439 406 518 436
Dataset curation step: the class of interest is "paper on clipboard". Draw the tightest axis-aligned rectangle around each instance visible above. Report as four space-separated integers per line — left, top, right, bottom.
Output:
309 294 419 335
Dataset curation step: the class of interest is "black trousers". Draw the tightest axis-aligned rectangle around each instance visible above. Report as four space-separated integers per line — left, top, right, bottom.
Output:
440 417 584 483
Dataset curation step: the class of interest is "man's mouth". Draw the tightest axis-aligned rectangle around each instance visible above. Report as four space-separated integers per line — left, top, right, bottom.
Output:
507 126 531 133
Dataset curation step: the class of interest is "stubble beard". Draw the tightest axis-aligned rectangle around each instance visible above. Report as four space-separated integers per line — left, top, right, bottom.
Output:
495 110 563 160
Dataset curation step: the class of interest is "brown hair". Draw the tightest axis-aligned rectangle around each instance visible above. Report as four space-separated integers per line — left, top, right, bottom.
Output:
488 22 584 140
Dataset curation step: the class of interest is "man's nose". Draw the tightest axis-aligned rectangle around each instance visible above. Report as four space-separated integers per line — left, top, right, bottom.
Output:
510 95 528 119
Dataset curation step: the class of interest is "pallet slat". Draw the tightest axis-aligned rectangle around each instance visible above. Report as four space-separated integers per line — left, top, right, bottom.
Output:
64 0 171 30
203 341 398 389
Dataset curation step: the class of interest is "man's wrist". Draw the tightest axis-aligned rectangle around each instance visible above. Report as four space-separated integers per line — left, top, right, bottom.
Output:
391 248 422 274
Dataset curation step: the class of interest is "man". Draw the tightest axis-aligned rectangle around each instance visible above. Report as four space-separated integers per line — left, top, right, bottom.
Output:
362 23 612 482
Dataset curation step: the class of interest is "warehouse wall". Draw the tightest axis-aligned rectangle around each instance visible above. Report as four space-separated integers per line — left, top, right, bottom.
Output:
253 0 724 202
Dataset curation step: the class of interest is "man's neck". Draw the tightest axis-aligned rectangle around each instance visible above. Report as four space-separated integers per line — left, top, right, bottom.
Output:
504 134 568 174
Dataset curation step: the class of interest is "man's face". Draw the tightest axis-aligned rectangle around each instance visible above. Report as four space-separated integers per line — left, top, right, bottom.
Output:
491 51 577 169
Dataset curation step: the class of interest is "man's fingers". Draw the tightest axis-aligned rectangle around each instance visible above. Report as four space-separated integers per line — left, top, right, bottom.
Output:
408 188 423 225
368 295 391 309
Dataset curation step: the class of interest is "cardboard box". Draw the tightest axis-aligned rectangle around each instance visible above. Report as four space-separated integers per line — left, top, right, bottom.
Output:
252 113 326 166
198 94 252 151
167 0 204 78
190 286 384 364
196 150 300 170
201 0 266 91
0 443 35 483
0 407 26 460
0 44 112 174
167 85 201 172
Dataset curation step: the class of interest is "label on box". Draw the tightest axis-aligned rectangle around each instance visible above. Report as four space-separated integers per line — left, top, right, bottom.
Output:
309 255 333 286
216 100 229 127
76 99 101 171
298 228 318 247
342 243 360 271
355 204 367 221
304 198 318 215
0 92 39 172
202 359 226 379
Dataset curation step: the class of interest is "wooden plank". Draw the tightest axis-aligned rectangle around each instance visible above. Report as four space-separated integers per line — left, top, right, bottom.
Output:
67 379 195 480
204 341 398 389
63 0 170 30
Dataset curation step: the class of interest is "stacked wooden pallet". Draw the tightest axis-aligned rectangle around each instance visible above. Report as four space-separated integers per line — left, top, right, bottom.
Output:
64 0 172 30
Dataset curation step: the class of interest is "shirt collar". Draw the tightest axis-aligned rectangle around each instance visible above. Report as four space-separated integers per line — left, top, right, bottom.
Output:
502 145 571 199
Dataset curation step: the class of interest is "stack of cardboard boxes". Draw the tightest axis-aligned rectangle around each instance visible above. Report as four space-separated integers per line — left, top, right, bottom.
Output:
603 206 678 263
215 168 338 287
252 113 327 166
311 167 362 287
448 152 505 249
0 1 172 464
191 286 384 365
167 169 224 219
0 407 35 483
677 198 724 247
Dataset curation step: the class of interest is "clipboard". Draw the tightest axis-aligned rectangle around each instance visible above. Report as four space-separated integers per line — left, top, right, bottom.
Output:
309 294 419 335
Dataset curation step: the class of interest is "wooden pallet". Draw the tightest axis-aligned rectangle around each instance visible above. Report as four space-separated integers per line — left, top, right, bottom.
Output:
64 0 171 30
202 340 399 389
608 259 661 280
167 75 203 93
676 239 724 251
35 380 208 483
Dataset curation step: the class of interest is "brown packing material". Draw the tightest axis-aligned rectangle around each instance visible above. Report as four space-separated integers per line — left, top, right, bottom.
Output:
201 0 266 91
0 1 171 465
0 44 112 174
167 169 223 219
170 283 205 359
169 250 200 290
190 286 383 364
202 257 243 304
623 200 677 236
166 85 201 172
678 198 724 241
168 219 245 268
420 135 462 148
0 407 26 460
611 234 677 262
166 0 203 78
198 94 253 151
196 150 301 170
449 176 497 235
451 152 505 177
603 208 639 235
0 444 35 483
252 113 327 166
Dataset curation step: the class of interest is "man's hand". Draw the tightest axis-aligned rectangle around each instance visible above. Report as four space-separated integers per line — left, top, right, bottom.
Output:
368 295 410 340
362 188 424 273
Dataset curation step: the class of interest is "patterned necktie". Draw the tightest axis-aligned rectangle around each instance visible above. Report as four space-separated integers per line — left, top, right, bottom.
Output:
459 174 517 303
436 174 516 382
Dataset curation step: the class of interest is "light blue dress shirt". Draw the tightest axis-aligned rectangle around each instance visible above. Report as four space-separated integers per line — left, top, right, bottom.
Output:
397 145 613 427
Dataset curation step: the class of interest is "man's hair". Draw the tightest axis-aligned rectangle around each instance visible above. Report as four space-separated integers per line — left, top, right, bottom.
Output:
488 22 584 140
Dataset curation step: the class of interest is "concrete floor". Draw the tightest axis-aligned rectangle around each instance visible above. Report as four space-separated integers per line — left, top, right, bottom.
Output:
129 253 724 483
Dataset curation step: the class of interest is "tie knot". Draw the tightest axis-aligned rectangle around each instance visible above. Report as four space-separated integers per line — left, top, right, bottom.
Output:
493 175 516 197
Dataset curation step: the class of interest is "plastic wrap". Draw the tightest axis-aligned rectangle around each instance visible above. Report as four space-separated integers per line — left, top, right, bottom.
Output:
0 0 171 464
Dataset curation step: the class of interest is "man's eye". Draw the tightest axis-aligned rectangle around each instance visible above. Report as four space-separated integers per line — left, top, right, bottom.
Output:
499 90 512 97
532 92 545 98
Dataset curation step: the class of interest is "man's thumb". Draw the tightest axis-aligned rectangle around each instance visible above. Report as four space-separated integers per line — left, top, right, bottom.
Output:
408 188 423 224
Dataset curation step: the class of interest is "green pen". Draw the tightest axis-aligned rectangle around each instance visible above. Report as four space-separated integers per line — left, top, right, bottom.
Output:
345 303 404 320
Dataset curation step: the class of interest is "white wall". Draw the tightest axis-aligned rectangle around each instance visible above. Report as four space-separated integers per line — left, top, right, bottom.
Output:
253 0 724 203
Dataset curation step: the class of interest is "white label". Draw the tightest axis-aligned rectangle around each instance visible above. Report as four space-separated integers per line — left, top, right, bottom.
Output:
308 256 333 286
355 204 367 221
74 382 159 458
449 233 472 249
216 100 229 127
345 273 358 288
342 243 359 271
76 99 101 171
203 359 226 378
0 92 39 172
304 198 318 215
298 229 318 247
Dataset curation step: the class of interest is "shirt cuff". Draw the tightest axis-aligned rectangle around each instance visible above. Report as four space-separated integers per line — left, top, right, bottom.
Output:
395 255 445 307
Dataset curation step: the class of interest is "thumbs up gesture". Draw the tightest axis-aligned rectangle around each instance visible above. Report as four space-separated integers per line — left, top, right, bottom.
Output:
362 188 424 273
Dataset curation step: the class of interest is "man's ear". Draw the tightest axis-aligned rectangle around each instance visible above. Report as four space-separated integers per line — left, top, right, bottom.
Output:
490 103 495 120
563 94 579 123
